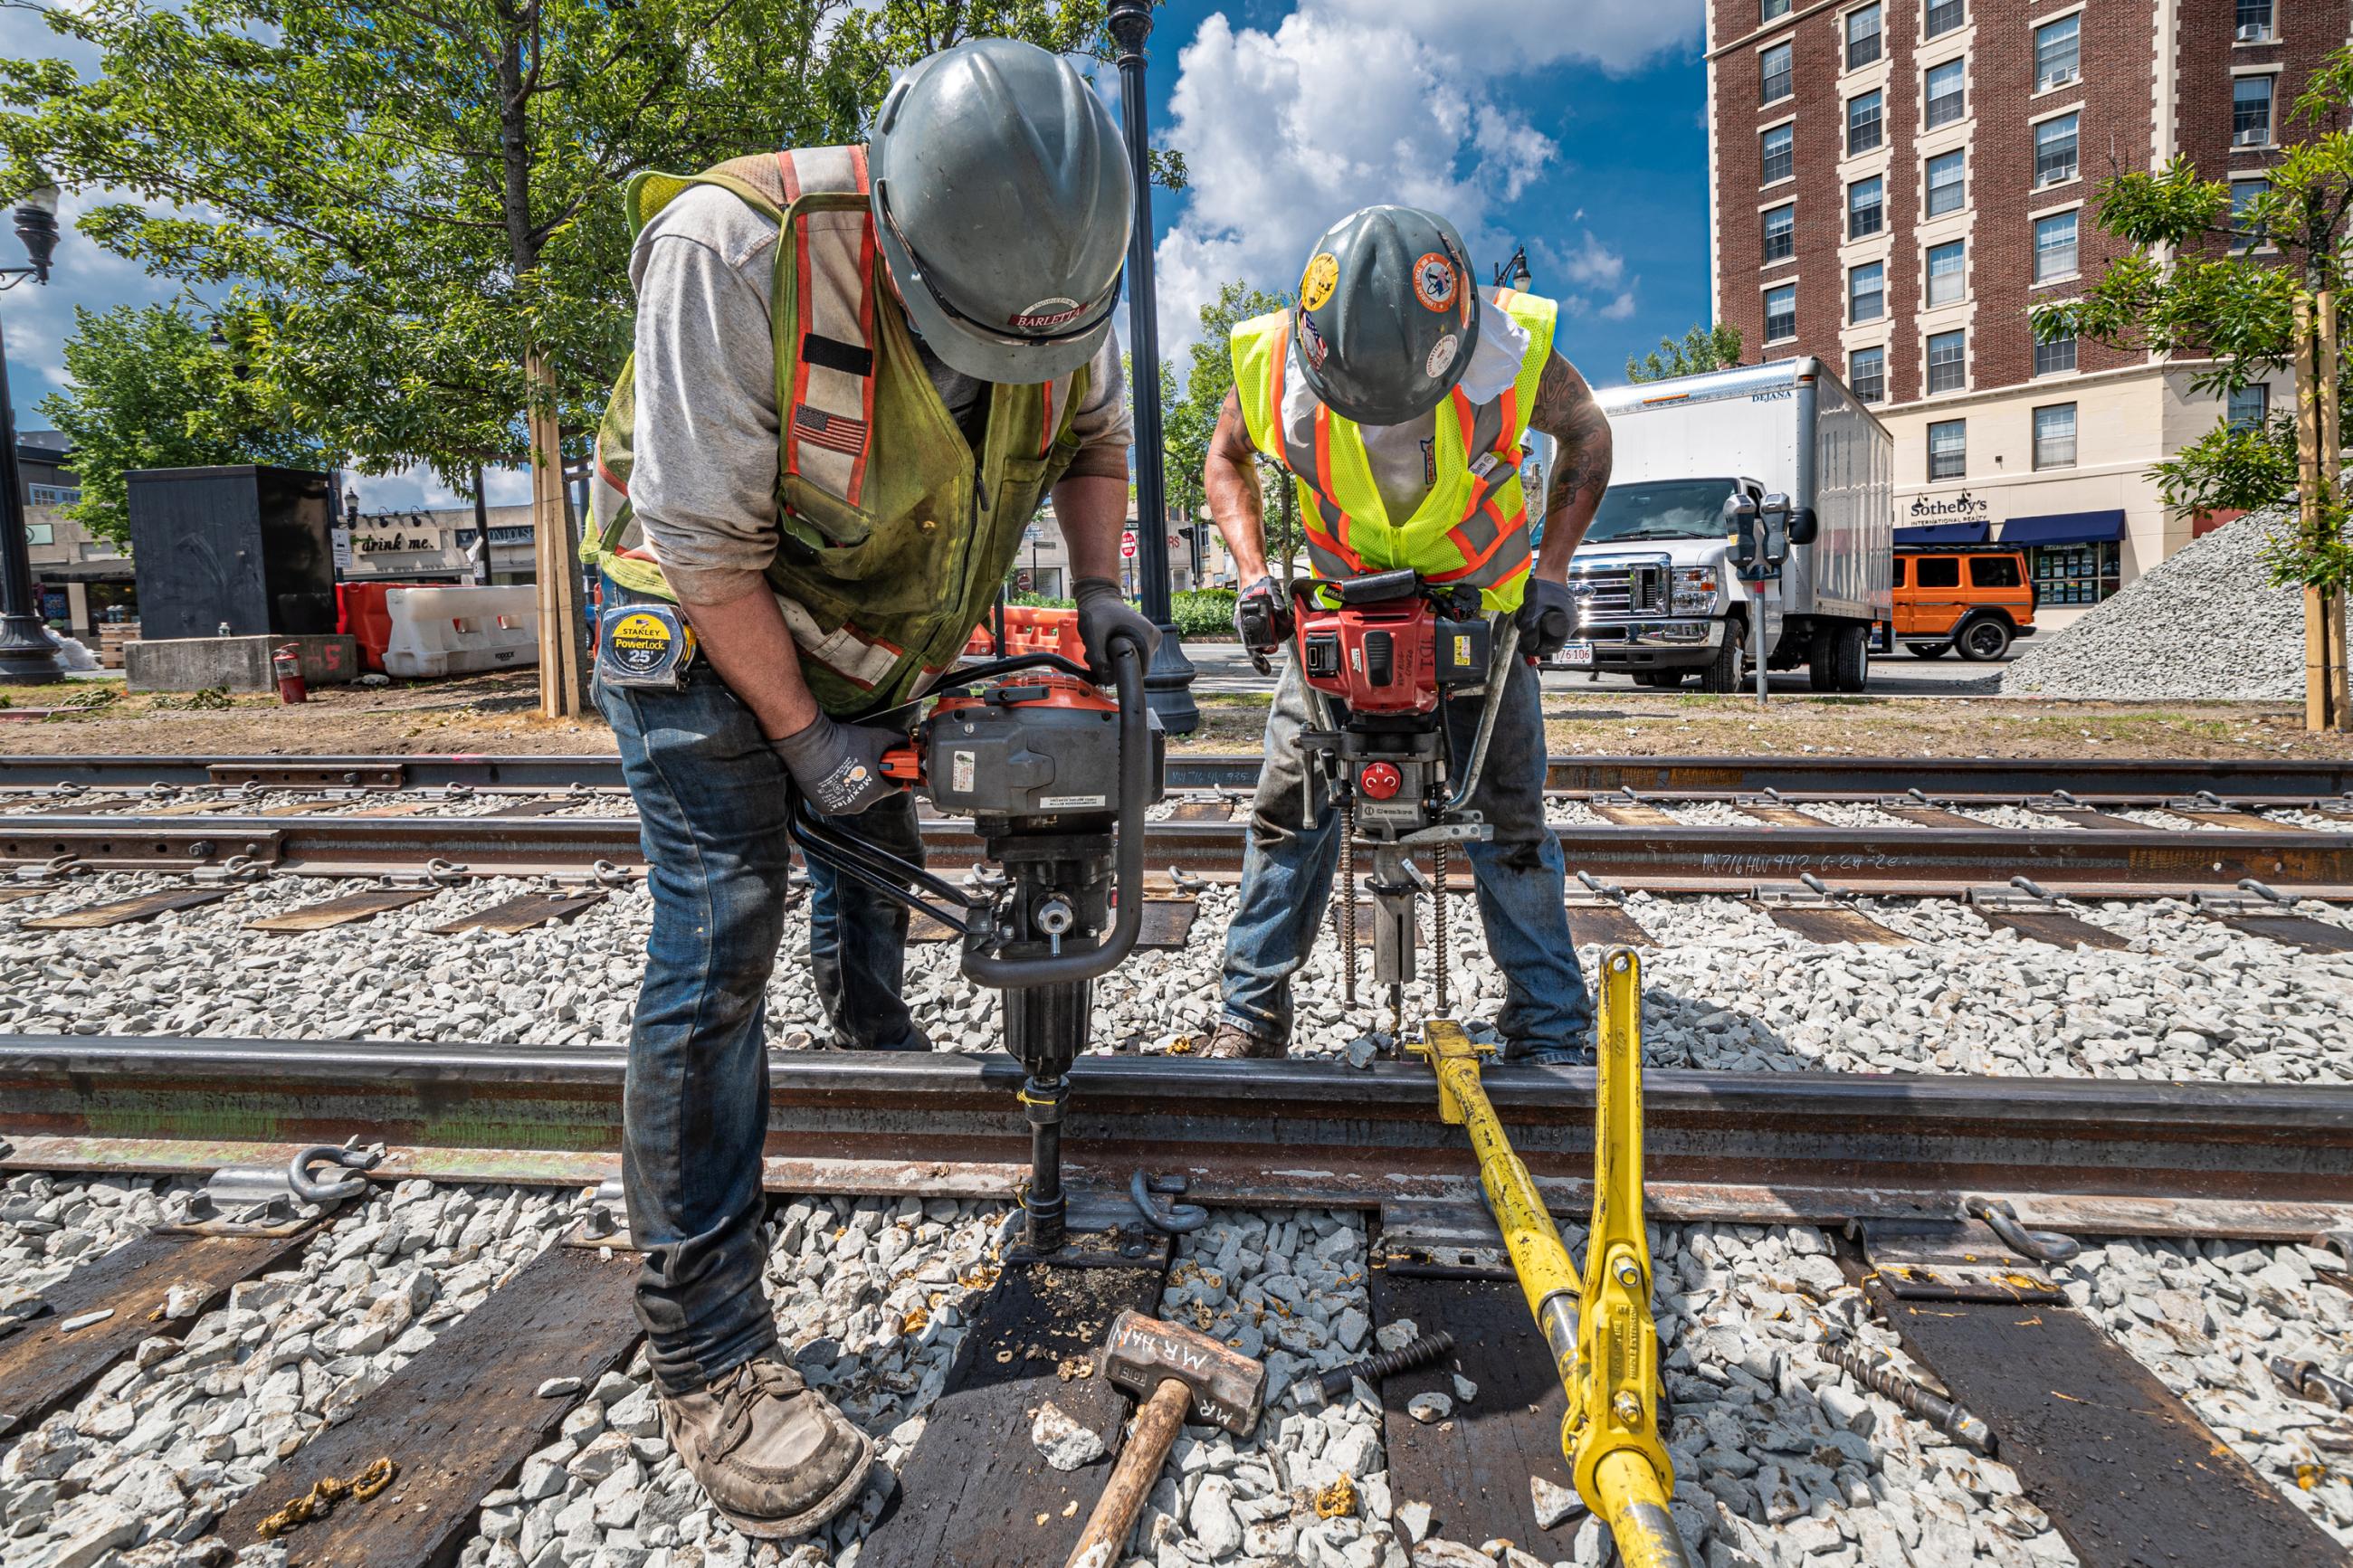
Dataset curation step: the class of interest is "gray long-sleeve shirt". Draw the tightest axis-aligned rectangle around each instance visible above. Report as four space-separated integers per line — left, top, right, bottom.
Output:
627 184 1133 605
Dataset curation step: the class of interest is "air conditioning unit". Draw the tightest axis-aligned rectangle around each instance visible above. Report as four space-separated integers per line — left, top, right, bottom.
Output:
2234 127 2266 146
2043 69 2076 87
2235 23 2270 41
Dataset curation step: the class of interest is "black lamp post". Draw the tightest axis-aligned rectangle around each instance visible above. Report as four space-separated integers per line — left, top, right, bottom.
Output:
1107 0 1198 735
0 176 62 684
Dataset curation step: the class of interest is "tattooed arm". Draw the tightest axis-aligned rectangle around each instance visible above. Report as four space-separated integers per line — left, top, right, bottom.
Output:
1526 351 1613 582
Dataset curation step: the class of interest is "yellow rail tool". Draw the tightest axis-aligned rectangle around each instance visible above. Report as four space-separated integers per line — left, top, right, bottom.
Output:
1408 947 1690 1568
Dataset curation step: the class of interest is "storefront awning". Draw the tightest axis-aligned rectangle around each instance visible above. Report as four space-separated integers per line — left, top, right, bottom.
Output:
2000 509 2125 546
1894 520 1989 546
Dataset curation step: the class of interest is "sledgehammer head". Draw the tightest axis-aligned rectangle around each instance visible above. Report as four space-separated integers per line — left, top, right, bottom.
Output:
1100 1308 1266 1437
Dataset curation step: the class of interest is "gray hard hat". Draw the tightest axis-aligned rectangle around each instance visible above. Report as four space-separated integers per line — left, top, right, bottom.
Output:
1292 205 1481 426
871 38 1132 385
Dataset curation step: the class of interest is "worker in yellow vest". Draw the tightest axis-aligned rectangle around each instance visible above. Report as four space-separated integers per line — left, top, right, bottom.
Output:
1201 207 1615 1061
580 39 1152 1537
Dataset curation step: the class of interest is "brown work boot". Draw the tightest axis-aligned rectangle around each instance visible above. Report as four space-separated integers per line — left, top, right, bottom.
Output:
658 1357 874 1539
1202 1022 1287 1060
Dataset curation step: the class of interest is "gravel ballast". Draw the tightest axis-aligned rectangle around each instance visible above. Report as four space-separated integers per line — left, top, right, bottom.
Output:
2004 515 2353 701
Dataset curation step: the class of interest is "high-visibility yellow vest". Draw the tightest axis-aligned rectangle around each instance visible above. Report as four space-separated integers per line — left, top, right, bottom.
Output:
1230 288 1557 612
583 146 1091 714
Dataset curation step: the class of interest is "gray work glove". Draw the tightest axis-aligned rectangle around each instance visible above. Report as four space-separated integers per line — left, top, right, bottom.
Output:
1072 576 1161 683
771 712 904 817
1515 576 1577 660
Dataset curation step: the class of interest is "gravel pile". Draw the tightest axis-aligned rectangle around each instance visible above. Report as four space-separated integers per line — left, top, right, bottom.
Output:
0 1174 198 1304
0 1178 579 1568
2004 515 2349 700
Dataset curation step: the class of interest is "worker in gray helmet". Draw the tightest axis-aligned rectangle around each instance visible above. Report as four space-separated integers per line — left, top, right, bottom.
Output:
580 36 1153 1536
1203 205 1615 1062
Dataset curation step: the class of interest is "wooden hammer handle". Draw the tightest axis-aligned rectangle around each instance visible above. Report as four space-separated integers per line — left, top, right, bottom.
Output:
1063 1377 1193 1568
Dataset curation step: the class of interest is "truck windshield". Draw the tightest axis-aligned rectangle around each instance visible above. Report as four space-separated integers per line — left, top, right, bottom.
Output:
1583 480 1739 544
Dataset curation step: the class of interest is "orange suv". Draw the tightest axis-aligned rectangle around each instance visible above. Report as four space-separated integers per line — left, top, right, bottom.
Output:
1878 546 2037 661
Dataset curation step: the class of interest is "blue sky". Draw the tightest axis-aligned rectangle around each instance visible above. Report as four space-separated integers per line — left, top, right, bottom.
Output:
1 0 1710 508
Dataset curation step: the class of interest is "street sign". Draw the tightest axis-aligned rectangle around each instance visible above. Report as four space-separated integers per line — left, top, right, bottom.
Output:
1121 539 1137 559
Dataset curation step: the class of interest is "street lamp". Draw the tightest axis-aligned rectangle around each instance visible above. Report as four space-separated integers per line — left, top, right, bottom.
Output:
0 176 63 684
1107 0 1198 735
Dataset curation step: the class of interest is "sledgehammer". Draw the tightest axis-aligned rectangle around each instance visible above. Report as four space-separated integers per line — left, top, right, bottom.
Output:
1062 1309 1267 1568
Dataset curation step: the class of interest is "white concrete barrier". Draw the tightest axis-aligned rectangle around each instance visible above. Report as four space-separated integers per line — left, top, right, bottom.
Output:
381 585 540 679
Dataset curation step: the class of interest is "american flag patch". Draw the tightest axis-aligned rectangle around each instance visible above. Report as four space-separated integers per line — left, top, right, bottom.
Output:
793 404 868 456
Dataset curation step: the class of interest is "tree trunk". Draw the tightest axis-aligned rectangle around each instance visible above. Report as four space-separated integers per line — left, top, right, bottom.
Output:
2320 291 2351 731
2295 291 2340 733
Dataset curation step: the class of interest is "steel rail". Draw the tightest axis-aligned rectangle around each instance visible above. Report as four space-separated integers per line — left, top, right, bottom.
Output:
5 810 2351 895
3 1036 2349 1240
1 753 2350 802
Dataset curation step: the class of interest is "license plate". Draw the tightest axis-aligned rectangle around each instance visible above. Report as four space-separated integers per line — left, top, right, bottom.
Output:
1559 643 1595 667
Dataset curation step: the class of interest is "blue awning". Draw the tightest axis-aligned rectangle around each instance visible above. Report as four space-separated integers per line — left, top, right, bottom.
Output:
2001 509 2125 546
1895 520 1989 546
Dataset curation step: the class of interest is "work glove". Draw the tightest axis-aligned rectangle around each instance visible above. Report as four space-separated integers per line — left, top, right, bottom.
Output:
1233 575 1293 674
1515 576 1577 661
770 712 906 817
1072 576 1161 684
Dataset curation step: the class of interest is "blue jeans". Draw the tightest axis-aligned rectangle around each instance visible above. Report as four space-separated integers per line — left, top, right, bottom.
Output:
1220 655 1591 1055
596 599 929 1394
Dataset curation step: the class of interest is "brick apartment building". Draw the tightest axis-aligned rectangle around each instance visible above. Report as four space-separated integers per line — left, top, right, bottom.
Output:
1705 0 2335 623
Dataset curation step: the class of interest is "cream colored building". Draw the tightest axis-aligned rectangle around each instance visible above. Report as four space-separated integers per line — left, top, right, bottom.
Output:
1884 362 2284 631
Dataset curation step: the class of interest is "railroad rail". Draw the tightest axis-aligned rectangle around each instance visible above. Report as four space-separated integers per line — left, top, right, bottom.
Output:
2 751 2352 802
3 1036 2348 1243
5 806 2352 898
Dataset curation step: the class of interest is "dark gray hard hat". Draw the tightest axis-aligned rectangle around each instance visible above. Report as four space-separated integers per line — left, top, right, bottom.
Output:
1292 206 1481 426
871 38 1132 385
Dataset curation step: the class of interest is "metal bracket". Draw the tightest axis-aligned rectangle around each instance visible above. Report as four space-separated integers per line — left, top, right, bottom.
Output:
1129 1170 1207 1233
1572 869 1629 906
565 1177 638 1250
1376 1198 1515 1279
190 854 270 887
1751 873 1849 908
169 1140 381 1237
1850 1216 2062 1302
1967 876 2064 913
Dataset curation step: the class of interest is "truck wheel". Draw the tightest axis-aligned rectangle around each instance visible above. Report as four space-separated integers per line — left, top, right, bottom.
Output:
1956 616 2014 662
1698 625 1742 692
1807 626 1836 692
1906 642 1950 660
1834 624 1869 692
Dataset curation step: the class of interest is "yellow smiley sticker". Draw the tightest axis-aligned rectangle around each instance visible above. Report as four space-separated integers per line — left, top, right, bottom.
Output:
1300 252 1339 312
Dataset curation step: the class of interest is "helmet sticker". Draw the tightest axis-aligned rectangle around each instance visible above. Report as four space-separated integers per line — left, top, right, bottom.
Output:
1425 332 1460 380
1414 252 1459 314
1009 297 1083 330
1297 310 1329 370
1300 252 1339 312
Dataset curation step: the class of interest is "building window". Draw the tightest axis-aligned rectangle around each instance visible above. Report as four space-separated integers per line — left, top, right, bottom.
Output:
2228 384 2271 430
2234 75 2274 147
1761 42 1794 104
1850 346 1887 404
1927 328 1967 394
1925 240 1965 307
1924 0 1964 37
1764 284 1797 343
1764 0 1792 18
2231 178 2270 247
2033 404 2078 470
2032 541 2120 604
1925 58 1967 128
24 521 54 546
2033 14 2080 91
2034 113 2079 186
1849 261 1885 323
1847 90 1883 153
1761 123 1795 185
2034 332 2078 376
1846 4 1882 68
2236 0 2273 42
2033 210 2079 283
1848 176 1884 238
26 484 81 507
1928 419 1967 479
1762 203 1796 262
1926 149 1966 216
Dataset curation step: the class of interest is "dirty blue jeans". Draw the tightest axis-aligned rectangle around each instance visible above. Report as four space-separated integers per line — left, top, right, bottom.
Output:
1219 653 1591 1055
596 584 928 1394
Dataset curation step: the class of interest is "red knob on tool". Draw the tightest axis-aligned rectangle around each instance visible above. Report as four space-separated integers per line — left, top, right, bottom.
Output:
1359 762 1403 800
879 746 923 784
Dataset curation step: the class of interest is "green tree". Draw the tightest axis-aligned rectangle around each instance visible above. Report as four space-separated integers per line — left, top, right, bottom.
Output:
39 304 322 545
1625 322 1744 384
1161 280 1299 584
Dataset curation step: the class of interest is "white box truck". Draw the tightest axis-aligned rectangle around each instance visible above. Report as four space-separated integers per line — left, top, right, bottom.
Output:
1548 357 1893 691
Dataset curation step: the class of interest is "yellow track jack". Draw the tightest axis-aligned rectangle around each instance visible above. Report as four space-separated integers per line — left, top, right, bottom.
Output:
1408 947 1691 1568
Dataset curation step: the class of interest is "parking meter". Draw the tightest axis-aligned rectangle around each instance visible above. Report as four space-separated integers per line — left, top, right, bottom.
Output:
1758 490 1793 575
1722 491 1760 575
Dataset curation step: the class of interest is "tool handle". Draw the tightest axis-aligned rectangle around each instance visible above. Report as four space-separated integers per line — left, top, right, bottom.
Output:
1063 1377 1190 1568
878 745 922 784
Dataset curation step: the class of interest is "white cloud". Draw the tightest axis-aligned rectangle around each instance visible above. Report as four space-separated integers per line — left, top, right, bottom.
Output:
1149 0 1697 363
